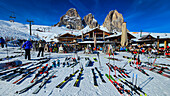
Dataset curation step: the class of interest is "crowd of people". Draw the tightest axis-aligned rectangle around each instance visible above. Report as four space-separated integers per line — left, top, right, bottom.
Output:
22 39 58 60
1 36 170 60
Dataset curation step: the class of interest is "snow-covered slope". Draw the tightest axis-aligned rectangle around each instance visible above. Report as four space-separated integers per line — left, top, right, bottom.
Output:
0 20 39 40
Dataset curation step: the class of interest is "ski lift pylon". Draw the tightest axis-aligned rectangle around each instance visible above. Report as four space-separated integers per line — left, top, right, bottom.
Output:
9 12 16 22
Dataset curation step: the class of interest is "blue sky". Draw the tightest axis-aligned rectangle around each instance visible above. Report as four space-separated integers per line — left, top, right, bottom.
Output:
0 0 170 33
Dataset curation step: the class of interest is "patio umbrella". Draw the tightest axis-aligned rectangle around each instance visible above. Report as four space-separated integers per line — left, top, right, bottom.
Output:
121 22 128 46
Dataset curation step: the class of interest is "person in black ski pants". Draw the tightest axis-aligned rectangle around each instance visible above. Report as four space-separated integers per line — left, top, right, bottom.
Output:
37 39 46 57
0 37 6 48
22 39 33 60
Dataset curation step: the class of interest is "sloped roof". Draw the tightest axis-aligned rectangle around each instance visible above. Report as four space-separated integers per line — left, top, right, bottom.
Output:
105 32 135 39
60 33 76 37
139 34 156 40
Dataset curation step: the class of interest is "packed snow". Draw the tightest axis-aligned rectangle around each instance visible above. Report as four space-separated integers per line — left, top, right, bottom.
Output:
0 47 169 96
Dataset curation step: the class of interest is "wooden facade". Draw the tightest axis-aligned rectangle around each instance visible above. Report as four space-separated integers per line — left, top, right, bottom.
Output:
106 33 136 44
157 38 170 49
58 33 77 43
83 28 113 41
133 34 170 50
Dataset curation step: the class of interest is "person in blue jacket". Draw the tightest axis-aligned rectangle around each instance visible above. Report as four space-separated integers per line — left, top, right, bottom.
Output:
22 38 33 60
0 37 6 48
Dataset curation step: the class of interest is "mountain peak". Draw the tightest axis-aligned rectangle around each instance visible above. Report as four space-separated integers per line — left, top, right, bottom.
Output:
56 8 83 30
103 10 124 32
66 8 80 17
83 13 99 29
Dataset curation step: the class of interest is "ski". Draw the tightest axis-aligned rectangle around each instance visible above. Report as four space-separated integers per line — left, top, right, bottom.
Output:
0 54 23 61
106 63 113 72
123 56 136 60
115 66 130 78
0 59 49 76
56 70 79 88
92 68 98 86
0 62 32 72
6 64 43 81
32 70 57 94
95 67 106 83
130 63 149 76
108 64 127 78
105 74 132 96
30 64 49 83
71 62 79 68
0 64 34 81
142 66 170 78
105 57 122 61
0 60 22 70
13 66 40 84
0 67 20 76
73 68 83 87
15 70 53 94
31 57 48 61
114 74 148 96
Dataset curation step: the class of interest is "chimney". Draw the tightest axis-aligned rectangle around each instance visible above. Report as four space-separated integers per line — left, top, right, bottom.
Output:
157 36 160 49
140 30 142 37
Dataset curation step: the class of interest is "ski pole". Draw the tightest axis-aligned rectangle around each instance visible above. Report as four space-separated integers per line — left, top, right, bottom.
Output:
114 66 116 78
113 53 115 66
135 74 138 88
152 55 157 66
109 53 110 64
132 73 134 86
98 53 103 71
109 64 110 79
6 45 9 63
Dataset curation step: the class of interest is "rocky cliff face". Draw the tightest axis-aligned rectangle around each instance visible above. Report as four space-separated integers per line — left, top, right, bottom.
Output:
56 8 83 30
103 10 124 32
82 13 99 28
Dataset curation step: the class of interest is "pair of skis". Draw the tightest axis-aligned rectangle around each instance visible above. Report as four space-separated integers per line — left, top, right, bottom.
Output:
13 66 40 84
32 70 57 94
115 74 148 96
30 64 50 83
0 62 32 72
5 59 50 83
91 67 106 87
0 63 36 81
108 63 130 78
105 74 132 96
73 68 84 87
16 70 55 94
142 66 170 78
56 70 79 88
0 54 23 61
129 63 149 76
106 63 113 72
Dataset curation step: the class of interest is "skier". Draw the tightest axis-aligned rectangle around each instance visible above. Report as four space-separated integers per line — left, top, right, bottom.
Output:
0 37 6 48
22 38 33 60
37 39 46 57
